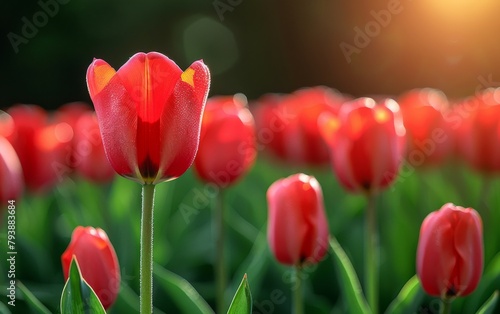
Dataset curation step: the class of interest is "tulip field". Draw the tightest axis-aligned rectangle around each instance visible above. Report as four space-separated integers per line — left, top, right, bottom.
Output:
1 53 500 314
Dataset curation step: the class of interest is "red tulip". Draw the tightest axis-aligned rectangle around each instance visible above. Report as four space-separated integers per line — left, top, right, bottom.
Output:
73 112 115 182
253 87 343 165
458 88 500 173
54 102 92 171
417 203 483 298
5 105 72 192
319 98 406 193
194 95 256 187
61 226 120 309
55 102 92 128
267 173 329 266
398 88 452 167
0 136 23 203
86 52 210 185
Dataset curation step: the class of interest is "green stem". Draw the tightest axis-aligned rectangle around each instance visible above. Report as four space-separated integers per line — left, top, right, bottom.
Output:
215 189 226 313
140 184 156 314
441 298 452 314
480 176 495 269
293 265 304 314
479 175 492 216
365 192 378 314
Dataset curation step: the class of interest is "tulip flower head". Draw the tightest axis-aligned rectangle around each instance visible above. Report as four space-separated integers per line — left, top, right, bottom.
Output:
5 105 73 192
267 173 329 266
398 88 452 167
319 98 406 194
54 102 92 171
61 226 120 309
459 88 500 173
194 94 256 187
87 52 210 185
417 203 483 299
253 87 342 165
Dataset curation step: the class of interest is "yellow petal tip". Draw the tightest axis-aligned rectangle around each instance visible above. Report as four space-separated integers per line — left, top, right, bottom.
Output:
181 68 195 88
92 62 116 94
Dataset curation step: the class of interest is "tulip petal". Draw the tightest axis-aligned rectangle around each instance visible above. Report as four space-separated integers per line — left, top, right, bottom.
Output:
87 61 141 182
117 52 182 123
454 209 483 296
155 60 210 183
87 59 117 97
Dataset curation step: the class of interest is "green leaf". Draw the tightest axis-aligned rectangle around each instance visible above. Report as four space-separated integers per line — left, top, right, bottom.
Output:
227 274 252 314
476 291 499 314
384 275 424 314
0 300 12 314
60 257 106 314
17 281 51 314
153 263 214 314
329 237 371 314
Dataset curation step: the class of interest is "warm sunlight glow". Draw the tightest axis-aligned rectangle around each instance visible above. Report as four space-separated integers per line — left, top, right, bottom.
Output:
422 0 496 22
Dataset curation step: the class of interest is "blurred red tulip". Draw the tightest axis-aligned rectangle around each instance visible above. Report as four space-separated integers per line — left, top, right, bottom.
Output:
398 88 452 167
61 226 120 309
5 105 72 192
0 136 23 203
73 112 115 182
55 102 92 128
417 203 483 298
86 52 210 185
458 88 500 173
54 102 92 171
319 98 406 193
253 86 343 166
267 173 329 266
194 94 256 187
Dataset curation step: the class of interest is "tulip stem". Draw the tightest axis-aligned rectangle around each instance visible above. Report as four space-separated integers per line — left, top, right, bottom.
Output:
293 265 304 314
215 189 226 313
479 175 492 216
441 298 452 314
140 183 155 314
365 192 378 314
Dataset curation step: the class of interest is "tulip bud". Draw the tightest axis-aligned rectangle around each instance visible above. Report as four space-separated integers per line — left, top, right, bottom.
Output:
417 203 483 298
398 88 452 167
61 226 120 309
319 97 406 193
458 88 500 173
6 105 72 192
267 173 329 266
194 94 256 187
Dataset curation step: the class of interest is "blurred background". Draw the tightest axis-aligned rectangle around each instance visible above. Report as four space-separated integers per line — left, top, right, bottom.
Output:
2 0 500 109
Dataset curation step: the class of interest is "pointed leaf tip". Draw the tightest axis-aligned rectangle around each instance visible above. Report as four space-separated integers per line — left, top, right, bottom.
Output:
227 274 252 314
